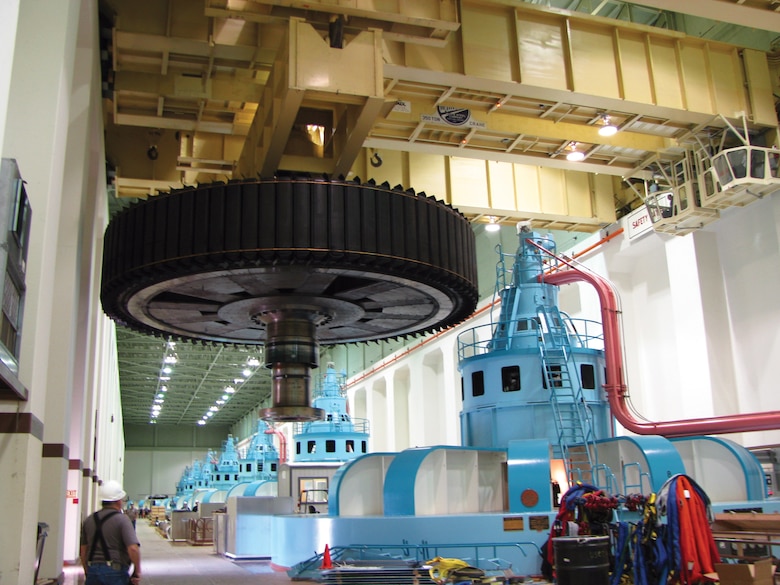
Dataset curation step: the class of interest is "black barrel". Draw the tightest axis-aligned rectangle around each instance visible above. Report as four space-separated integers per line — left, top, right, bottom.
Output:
553 535 610 585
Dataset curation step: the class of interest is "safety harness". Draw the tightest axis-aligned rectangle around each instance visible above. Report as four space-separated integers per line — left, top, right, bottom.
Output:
87 509 121 565
657 474 719 584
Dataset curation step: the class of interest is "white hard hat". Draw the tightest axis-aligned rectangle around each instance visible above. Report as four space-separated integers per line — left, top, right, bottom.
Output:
100 480 127 502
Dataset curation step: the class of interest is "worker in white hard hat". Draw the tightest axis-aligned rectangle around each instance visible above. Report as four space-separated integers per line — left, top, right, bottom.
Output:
79 480 141 585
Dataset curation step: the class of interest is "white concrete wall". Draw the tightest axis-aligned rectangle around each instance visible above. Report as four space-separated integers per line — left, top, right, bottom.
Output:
124 449 209 503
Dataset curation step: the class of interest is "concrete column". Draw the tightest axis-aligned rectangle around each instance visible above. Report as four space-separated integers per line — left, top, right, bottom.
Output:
663 233 723 420
0 0 20 152
406 356 428 448
41 0 111 575
440 340 462 446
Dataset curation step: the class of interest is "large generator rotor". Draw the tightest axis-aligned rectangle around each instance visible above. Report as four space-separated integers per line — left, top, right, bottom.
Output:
101 177 479 421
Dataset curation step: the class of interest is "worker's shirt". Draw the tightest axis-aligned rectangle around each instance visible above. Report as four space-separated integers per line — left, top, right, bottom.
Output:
80 508 140 567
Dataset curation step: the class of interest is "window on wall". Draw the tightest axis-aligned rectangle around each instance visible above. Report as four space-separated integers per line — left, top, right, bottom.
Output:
580 364 595 389
308 440 316 453
361 440 367 453
346 440 354 452
299 477 329 504
501 365 521 392
296 442 302 455
472 371 485 396
326 440 336 453
516 319 537 332
246 463 253 473
461 377 464 401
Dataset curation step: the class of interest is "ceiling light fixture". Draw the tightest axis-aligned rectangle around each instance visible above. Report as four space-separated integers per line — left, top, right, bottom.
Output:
485 216 501 233
566 142 586 162
225 386 235 394
247 357 261 367
597 114 618 137
242 368 252 377
197 420 206 426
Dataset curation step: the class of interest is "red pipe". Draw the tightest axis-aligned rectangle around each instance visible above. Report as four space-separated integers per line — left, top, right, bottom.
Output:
265 427 288 463
535 239 780 437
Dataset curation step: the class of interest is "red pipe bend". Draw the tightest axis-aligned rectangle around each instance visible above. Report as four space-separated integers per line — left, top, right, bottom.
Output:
543 253 780 437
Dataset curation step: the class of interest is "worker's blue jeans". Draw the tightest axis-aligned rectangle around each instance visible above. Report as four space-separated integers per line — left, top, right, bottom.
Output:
85 563 130 585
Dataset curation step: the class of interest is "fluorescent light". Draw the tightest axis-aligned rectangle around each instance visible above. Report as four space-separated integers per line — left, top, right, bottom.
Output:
209 405 219 412
197 420 206 426
247 358 261 367
225 386 235 394
164 355 177 364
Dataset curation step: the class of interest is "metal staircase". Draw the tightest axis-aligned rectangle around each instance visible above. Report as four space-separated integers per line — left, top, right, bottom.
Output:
538 305 597 484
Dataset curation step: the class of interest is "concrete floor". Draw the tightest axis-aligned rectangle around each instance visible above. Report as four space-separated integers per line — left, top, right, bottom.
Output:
62 518 298 585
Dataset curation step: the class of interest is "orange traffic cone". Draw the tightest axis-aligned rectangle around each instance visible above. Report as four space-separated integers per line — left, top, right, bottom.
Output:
320 544 333 569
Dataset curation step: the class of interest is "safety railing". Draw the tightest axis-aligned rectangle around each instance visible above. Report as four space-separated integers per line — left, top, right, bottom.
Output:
457 317 603 361
288 541 542 581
